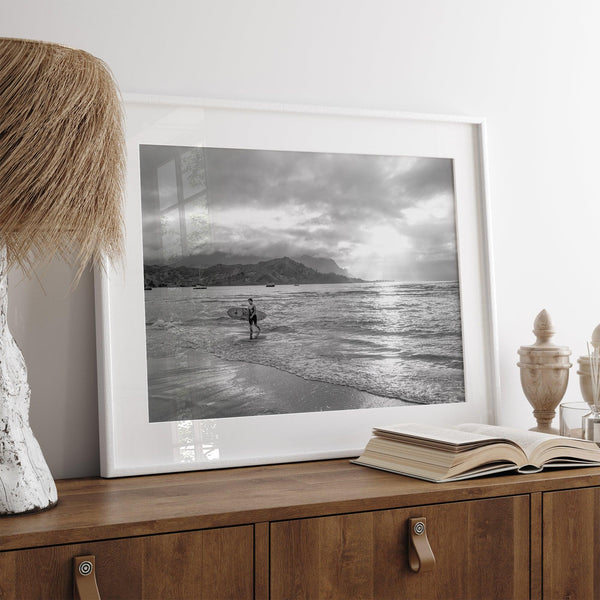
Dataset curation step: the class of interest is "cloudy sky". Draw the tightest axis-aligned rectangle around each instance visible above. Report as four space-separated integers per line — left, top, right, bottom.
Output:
141 145 458 281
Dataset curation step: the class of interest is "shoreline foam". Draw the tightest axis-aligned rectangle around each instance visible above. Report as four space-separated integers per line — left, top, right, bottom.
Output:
148 350 412 422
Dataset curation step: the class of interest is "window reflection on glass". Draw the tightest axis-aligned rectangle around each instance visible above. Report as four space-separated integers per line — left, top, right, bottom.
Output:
184 198 210 256
160 207 183 262
181 148 206 200
157 160 178 210
140 145 210 264
173 420 220 463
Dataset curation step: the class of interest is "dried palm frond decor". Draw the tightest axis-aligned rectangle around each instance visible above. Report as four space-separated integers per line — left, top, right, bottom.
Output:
0 38 124 514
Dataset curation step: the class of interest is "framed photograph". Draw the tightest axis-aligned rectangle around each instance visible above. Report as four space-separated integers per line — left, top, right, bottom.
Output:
95 94 499 477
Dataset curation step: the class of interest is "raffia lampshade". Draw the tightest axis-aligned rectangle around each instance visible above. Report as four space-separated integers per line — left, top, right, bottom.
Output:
0 37 124 276
0 38 125 514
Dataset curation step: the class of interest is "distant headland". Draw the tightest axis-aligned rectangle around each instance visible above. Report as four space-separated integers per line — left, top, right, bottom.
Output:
144 256 365 288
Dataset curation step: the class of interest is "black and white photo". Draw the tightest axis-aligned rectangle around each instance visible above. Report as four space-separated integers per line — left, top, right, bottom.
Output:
140 144 465 422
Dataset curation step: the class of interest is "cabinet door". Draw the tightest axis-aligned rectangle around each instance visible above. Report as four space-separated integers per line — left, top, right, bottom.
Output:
543 487 600 599
0 525 253 600
271 495 529 600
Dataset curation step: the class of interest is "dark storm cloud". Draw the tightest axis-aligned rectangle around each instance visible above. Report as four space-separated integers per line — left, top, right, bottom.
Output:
142 144 458 280
394 157 454 202
203 148 453 222
209 221 334 259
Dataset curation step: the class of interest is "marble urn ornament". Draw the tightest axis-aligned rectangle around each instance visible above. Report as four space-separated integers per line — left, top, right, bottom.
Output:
517 310 572 434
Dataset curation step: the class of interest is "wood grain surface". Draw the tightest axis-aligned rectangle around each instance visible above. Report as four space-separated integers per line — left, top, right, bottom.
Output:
1 459 600 552
1 460 600 598
543 487 600 599
270 494 530 600
0 525 253 600
530 492 543 600
254 522 269 600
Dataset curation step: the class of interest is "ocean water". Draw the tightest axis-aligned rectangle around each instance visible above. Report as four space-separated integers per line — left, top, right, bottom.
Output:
144 281 465 416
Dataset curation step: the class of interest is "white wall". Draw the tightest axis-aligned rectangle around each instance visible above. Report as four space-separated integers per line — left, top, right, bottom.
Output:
2 0 600 479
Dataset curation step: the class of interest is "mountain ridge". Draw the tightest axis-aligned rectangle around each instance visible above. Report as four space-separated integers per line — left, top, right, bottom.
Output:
162 252 351 277
144 256 364 287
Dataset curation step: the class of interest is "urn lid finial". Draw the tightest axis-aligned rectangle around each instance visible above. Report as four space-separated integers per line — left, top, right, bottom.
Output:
518 309 570 354
532 309 556 347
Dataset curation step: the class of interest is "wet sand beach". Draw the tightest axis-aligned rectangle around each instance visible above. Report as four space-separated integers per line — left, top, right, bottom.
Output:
148 349 410 422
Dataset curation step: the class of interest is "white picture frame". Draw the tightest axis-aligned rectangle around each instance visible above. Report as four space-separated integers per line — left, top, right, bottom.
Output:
95 94 499 477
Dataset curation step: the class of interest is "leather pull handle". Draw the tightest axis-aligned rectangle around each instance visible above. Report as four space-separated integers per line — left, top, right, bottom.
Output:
408 518 436 573
74 555 101 600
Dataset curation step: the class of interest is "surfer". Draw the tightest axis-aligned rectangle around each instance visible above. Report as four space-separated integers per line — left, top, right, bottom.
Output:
248 298 261 339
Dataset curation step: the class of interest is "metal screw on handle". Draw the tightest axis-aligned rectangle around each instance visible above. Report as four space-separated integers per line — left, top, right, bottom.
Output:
413 521 425 536
74 555 101 600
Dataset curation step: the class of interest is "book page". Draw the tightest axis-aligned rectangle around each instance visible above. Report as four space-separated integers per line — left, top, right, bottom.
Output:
455 423 562 456
373 423 498 446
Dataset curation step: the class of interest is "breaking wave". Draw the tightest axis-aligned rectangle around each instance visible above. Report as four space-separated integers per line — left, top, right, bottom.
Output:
145 281 465 405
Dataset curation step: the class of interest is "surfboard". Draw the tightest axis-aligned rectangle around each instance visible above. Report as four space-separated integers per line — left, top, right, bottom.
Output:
227 307 267 321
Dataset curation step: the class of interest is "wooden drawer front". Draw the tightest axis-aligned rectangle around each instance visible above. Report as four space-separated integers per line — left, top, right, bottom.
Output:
543 487 600 599
0 525 253 600
270 495 530 600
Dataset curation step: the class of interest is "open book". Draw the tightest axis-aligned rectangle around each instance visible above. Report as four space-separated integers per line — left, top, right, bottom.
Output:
352 423 600 483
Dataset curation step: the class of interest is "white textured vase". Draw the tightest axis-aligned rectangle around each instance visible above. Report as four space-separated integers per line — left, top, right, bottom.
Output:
0 246 57 514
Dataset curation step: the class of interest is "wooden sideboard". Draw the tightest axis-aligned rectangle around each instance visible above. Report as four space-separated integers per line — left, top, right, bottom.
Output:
0 459 599 599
